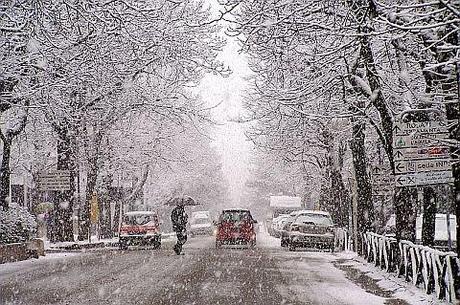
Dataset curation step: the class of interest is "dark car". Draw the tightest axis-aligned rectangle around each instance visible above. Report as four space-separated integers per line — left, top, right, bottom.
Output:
287 210 335 252
215 209 258 248
119 211 161 250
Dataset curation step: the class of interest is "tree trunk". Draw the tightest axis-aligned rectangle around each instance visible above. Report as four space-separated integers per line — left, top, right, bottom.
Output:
99 175 113 239
421 187 437 247
79 160 98 241
395 187 417 242
79 129 103 241
0 137 12 210
54 130 75 242
350 120 374 255
113 198 121 234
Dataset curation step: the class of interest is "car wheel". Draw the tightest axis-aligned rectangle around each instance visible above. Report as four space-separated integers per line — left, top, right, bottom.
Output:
288 243 296 251
330 245 335 253
216 241 222 249
250 239 256 248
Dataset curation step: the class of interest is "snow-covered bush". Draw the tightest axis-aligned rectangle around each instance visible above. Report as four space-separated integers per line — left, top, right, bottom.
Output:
0 204 37 244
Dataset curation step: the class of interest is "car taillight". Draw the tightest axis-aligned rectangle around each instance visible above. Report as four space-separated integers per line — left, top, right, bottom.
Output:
145 226 158 233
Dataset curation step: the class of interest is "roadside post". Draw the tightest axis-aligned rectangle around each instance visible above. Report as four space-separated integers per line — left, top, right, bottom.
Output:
90 192 99 243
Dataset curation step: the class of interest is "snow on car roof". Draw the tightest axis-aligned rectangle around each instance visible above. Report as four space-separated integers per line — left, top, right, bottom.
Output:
296 210 331 216
222 208 250 212
192 211 210 217
269 196 302 208
124 211 157 216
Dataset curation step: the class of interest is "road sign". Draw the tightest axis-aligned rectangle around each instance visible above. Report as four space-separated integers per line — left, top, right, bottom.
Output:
372 185 393 195
37 170 71 191
393 121 449 136
371 165 394 195
392 117 453 187
394 159 452 174
395 171 453 187
393 133 449 149
371 165 391 176
373 175 393 185
393 146 450 161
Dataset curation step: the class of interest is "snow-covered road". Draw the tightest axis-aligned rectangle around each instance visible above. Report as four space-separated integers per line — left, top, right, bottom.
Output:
0 232 444 305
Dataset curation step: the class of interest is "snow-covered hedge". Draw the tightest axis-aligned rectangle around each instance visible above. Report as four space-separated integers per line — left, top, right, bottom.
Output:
0 204 37 244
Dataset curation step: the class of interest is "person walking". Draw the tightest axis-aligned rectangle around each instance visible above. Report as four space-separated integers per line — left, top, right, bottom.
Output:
171 200 188 255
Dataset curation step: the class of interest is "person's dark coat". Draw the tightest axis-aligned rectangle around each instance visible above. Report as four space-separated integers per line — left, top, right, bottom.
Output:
171 205 188 254
171 205 188 232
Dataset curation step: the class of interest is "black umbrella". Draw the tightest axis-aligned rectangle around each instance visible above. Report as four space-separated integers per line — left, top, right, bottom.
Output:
165 195 199 206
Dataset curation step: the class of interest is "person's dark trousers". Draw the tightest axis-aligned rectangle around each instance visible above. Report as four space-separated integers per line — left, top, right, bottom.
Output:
174 230 187 254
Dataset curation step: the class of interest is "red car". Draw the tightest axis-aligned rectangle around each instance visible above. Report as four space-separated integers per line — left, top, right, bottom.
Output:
215 209 258 248
119 211 161 250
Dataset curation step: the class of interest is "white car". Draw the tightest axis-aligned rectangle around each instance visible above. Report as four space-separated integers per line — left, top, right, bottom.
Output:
272 214 290 237
286 210 335 252
189 212 213 236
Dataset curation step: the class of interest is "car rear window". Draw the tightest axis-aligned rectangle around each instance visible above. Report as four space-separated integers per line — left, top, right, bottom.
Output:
192 218 210 225
295 214 332 226
123 214 157 225
221 210 252 222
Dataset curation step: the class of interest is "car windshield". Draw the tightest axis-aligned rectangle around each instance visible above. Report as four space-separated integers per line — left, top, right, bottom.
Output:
192 218 210 225
295 214 332 226
123 214 157 226
221 211 251 222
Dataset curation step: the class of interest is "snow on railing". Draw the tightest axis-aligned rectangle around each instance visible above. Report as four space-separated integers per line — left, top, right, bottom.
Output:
360 232 460 303
335 227 352 252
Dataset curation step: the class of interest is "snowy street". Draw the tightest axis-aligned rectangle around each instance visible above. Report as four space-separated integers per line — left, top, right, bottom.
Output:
0 231 439 305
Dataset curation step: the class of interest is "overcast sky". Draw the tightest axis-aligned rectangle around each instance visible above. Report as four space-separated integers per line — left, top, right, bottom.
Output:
196 16 252 206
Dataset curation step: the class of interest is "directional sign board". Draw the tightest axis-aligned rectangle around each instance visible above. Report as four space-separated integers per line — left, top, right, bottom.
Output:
393 121 450 136
393 146 450 161
394 159 451 174
393 118 452 187
395 171 453 187
393 133 449 149
371 165 394 195
37 170 71 191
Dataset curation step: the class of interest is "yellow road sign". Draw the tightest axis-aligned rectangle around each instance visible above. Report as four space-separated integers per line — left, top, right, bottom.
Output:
90 192 99 223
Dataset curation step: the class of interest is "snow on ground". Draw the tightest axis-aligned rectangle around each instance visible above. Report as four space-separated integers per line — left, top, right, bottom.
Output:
257 229 387 304
0 252 79 276
257 225 452 305
335 252 451 305
45 232 178 250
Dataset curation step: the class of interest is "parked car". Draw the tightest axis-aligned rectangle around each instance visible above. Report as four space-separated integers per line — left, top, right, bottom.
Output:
280 210 304 247
286 210 335 252
215 208 258 248
384 213 457 250
190 212 213 237
119 211 161 250
272 214 290 238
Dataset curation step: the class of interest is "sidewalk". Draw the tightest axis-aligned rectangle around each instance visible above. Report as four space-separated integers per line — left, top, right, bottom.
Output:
335 252 455 305
45 232 177 251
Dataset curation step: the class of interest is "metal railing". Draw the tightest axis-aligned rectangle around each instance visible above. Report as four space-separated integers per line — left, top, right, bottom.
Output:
335 229 460 303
